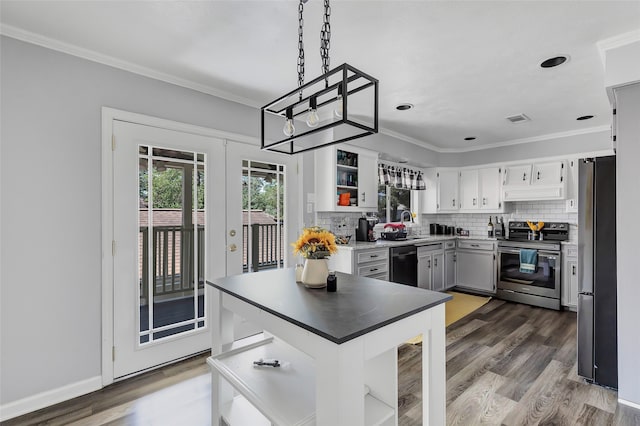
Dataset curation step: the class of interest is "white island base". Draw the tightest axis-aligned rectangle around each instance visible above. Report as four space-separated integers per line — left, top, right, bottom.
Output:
208 270 447 426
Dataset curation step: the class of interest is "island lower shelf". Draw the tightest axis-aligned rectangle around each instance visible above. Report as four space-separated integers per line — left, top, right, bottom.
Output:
207 334 395 426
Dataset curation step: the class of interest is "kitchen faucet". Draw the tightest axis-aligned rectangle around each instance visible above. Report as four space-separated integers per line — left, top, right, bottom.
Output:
400 210 413 223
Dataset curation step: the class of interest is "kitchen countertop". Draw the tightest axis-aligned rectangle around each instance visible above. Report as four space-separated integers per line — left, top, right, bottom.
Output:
337 235 497 250
207 268 451 344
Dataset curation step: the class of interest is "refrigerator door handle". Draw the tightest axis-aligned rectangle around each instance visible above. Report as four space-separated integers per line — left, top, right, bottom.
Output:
577 293 595 380
578 159 594 294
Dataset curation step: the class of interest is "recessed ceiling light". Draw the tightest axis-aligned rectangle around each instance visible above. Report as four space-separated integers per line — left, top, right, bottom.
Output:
464 137 476 141
540 56 569 68
576 115 594 121
395 103 414 111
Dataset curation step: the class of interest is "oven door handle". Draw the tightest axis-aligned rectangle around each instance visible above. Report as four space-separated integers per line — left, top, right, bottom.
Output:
498 248 560 258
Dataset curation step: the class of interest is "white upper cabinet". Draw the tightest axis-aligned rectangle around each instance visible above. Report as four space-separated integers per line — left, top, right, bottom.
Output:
565 158 579 212
437 170 459 212
422 168 459 213
532 161 564 186
503 164 532 186
503 160 567 201
315 144 378 211
459 170 479 210
459 167 503 212
478 167 502 210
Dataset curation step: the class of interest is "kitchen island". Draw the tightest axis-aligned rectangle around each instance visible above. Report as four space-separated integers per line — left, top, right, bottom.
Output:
207 268 450 426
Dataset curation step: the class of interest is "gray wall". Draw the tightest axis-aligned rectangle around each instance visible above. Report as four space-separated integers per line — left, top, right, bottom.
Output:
615 82 640 406
0 36 260 405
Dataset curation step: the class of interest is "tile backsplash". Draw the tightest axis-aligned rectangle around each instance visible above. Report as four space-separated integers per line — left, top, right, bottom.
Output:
422 200 578 242
317 200 578 242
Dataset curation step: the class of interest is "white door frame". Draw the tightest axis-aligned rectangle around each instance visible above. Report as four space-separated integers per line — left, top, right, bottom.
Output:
101 107 291 386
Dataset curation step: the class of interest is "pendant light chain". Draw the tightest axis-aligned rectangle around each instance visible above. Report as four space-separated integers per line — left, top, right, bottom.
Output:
320 0 331 86
297 0 305 100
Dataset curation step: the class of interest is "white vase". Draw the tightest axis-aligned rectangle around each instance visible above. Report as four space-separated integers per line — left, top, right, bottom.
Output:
301 259 329 288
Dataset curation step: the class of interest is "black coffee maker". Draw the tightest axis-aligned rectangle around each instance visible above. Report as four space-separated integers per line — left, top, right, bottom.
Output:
356 217 376 241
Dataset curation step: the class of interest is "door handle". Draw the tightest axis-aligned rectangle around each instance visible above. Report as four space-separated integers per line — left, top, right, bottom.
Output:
361 192 366 202
537 171 541 180
229 229 236 237
572 265 576 275
523 173 527 181
428 259 431 268
434 258 438 267
229 243 237 252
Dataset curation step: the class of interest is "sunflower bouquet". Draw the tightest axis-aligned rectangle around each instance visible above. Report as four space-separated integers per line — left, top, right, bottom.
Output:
292 226 338 259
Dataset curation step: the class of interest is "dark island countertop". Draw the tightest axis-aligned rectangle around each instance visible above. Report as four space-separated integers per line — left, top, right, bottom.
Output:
207 268 451 345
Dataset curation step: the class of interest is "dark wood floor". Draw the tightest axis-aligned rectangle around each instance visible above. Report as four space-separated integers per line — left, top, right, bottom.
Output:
4 300 640 425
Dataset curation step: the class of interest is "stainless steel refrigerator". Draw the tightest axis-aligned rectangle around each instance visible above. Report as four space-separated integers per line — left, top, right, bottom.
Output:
577 156 617 389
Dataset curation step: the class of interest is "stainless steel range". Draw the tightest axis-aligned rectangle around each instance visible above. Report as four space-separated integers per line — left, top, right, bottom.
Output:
497 222 569 310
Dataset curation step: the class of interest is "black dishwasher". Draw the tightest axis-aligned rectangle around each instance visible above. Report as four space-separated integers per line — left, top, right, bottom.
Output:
389 246 418 286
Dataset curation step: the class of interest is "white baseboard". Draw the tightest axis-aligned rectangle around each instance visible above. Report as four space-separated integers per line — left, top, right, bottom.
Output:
619 398 640 410
0 376 102 422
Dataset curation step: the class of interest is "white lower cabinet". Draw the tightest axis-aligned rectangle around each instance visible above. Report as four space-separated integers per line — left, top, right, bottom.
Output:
208 335 395 426
562 244 578 310
330 247 389 281
417 243 444 291
444 241 456 289
455 240 496 294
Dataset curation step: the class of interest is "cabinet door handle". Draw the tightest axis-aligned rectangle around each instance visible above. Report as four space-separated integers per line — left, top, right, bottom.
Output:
434 258 438 267
471 244 480 248
537 171 541 180
473 198 476 206
361 192 366 202
370 268 378 272
452 198 456 207
370 254 378 258
523 173 527 181
572 265 576 275
503 169 508 185
482 197 487 206
428 259 431 268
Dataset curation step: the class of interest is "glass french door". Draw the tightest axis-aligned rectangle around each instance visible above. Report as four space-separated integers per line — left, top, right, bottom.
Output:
113 120 225 379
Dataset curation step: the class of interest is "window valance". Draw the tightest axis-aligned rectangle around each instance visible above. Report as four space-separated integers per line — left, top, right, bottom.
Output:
378 163 426 190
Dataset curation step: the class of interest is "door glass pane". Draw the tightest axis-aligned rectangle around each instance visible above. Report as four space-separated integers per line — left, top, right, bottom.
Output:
242 160 285 273
138 146 206 345
139 157 150 344
196 161 205 327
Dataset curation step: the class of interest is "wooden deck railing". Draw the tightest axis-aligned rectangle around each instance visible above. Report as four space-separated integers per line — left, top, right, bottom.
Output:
139 223 284 297
243 223 284 272
139 225 205 299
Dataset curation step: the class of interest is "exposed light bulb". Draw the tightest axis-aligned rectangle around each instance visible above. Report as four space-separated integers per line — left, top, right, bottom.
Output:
283 107 295 136
305 108 320 127
283 119 295 136
334 94 343 118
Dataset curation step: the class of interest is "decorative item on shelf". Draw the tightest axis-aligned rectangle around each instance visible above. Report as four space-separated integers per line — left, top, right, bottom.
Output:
292 226 338 288
260 0 378 155
338 192 351 206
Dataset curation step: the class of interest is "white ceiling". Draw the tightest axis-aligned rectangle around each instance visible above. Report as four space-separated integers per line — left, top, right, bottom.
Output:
2 1 640 152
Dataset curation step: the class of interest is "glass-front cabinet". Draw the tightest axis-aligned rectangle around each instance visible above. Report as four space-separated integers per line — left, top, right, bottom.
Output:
315 145 377 211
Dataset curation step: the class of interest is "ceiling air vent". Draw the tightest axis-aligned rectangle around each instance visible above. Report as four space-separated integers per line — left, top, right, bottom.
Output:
505 113 530 124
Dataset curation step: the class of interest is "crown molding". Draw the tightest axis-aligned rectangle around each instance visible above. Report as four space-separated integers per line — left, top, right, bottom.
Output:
0 24 261 108
445 125 612 153
377 127 443 152
379 125 610 154
597 29 640 65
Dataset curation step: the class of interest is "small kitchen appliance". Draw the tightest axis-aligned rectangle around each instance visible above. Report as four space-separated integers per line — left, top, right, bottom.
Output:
356 216 378 242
